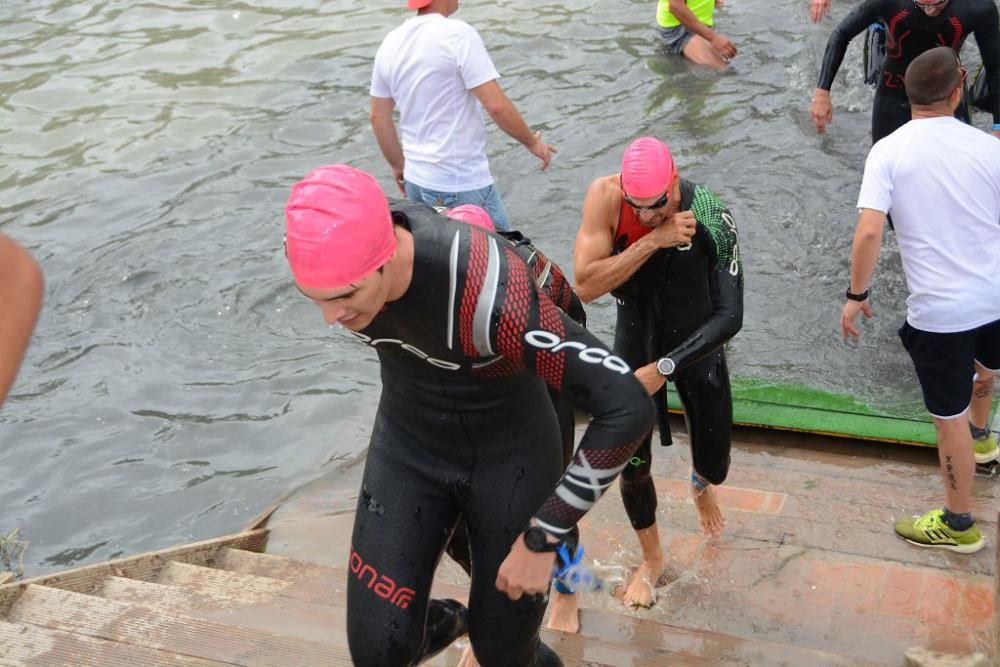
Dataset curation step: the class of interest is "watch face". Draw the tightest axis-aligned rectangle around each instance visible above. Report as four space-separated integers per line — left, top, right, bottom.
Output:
525 528 545 551
657 358 674 376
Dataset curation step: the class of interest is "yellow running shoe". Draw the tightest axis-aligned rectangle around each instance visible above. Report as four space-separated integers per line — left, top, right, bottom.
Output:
973 432 999 464
894 508 984 554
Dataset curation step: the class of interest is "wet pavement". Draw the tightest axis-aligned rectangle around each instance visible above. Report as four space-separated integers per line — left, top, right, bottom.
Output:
265 421 998 665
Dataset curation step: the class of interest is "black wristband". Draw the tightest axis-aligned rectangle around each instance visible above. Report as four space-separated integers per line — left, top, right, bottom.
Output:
523 526 561 553
846 287 869 302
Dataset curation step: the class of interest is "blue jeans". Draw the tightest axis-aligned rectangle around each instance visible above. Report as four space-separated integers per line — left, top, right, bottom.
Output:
403 181 511 232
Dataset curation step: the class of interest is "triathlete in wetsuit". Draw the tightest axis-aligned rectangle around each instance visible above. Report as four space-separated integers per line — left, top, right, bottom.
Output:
284 166 654 667
445 203 587 639
811 0 1000 142
574 137 743 610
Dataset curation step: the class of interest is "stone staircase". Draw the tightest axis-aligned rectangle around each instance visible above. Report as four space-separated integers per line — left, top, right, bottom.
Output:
0 528 882 666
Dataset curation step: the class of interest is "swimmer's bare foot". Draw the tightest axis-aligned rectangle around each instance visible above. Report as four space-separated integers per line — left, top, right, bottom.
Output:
693 484 726 538
622 558 663 609
545 589 580 633
457 645 480 667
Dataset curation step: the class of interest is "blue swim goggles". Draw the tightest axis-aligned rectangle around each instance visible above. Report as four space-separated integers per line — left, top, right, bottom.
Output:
552 543 603 595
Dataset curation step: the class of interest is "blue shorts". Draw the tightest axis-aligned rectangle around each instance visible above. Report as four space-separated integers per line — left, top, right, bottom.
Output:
403 181 511 232
899 318 1000 419
656 24 694 55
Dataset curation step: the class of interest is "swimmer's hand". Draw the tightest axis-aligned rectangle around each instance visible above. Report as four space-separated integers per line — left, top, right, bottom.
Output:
635 362 666 395
710 33 737 61
812 89 833 134
496 531 558 601
529 131 557 171
392 165 406 196
841 298 873 341
810 0 832 23
649 210 696 249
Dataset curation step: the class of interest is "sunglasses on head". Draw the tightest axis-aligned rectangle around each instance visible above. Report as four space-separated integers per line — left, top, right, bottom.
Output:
623 189 670 212
912 0 948 8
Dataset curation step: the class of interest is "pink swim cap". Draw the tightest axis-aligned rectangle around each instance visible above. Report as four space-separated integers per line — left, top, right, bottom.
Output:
284 165 397 290
408 0 432 8
446 204 496 232
621 137 676 199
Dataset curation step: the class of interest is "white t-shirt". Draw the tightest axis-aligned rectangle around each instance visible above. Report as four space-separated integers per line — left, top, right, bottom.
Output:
857 117 1000 333
371 14 499 192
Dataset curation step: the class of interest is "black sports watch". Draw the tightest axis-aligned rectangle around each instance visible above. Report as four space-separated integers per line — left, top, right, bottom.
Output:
522 526 560 553
656 357 676 378
845 286 870 302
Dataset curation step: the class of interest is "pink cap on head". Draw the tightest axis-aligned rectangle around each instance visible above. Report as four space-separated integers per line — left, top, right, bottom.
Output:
446 204 496 232
621 137 676 199
408 0 433 8
284 165 397 290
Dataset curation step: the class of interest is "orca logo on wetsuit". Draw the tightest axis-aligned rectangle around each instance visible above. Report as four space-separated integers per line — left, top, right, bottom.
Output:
524 330 631 375
350 332 462 370
722 211 740 277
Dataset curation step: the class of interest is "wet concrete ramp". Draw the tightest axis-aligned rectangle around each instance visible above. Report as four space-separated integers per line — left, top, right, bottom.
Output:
0 527 875 666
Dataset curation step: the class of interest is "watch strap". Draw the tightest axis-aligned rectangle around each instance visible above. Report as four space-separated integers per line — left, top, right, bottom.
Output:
523 526 561 553
845 287 869 302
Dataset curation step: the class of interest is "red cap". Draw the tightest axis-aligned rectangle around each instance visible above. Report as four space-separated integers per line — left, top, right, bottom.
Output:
284 165 397 290
621 137 676 199
408 0 433 9
447 204 496 232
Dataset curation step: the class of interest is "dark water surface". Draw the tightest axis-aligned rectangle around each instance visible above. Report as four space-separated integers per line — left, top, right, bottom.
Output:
0 0 990 574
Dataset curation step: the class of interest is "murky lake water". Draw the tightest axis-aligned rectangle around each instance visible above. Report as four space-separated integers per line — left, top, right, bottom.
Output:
0 0 991 574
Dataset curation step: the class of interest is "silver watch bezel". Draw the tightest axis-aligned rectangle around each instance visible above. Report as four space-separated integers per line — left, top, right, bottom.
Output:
656 357 675 377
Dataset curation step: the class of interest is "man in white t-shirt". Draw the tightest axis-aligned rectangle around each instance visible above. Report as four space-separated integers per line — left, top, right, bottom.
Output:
370 0 556 232
841 46 1000 554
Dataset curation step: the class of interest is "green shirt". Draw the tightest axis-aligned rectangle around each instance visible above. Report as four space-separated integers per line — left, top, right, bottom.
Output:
657 0 715 29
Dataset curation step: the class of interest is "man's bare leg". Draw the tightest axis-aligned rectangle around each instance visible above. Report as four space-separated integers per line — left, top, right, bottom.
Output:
681 36 728 70
970 363 995 430
623 523 664 608
545 589 580 633
692 471 726 538
934 416 975 514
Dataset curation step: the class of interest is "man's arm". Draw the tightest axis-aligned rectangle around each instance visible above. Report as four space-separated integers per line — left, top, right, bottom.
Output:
841 208 884 339
811 0 832 23
812 0 880 133
660 204 743 375
369 96 406 195
972 0 1000 136
471 80 556 170
0 234 43 409
573 178 695 303
668 0 736 59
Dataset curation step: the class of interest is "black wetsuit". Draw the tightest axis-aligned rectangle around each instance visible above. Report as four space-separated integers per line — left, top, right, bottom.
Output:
817 0 1000 142
613 181 743 531
346 200 653 667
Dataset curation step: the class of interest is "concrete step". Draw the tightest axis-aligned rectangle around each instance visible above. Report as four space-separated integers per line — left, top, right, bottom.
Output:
4 584 351 666
157 560 338 606
99 575 342 646
0 619 230 666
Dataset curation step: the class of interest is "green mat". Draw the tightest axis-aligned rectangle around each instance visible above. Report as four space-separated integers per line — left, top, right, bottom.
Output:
665 377 998 448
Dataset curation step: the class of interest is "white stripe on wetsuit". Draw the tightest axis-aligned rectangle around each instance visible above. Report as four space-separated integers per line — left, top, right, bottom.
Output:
473 237 500 356
446 230 460 350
